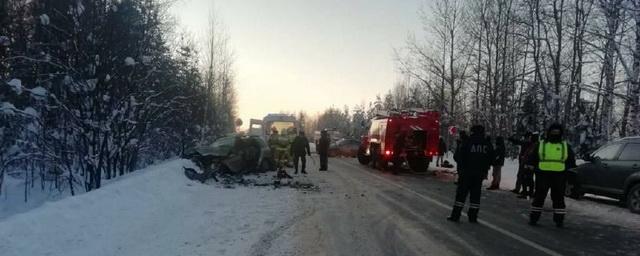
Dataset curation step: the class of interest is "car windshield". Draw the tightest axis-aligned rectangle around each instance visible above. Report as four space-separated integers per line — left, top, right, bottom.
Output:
270 121 296 136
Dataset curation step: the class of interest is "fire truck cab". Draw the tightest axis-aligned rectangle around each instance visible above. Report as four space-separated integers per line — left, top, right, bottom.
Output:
358 109 440 172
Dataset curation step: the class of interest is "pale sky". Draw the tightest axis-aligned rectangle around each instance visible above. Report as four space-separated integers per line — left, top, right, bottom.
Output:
170 0 425 126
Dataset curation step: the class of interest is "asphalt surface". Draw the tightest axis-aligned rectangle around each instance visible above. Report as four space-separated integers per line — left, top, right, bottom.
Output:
273 157 640 256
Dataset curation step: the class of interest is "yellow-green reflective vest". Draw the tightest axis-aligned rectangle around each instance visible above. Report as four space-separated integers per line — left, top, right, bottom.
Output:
538 141 568 172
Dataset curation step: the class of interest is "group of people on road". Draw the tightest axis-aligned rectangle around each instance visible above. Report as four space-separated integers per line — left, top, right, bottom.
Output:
447 123 577 228
268 128 331 175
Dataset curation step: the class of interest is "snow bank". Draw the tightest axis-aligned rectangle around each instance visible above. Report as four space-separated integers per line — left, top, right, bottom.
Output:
0 174 71 220
0 159 296 256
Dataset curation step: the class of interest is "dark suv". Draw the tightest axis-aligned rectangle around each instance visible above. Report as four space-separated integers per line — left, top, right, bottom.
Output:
567 137 640 213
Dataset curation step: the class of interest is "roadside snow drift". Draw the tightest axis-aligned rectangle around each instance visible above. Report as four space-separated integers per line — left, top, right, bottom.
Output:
0 159 296 256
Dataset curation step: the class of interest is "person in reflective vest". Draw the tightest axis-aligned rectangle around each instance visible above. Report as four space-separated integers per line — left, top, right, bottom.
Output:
268 128 290 171
526 123 577 227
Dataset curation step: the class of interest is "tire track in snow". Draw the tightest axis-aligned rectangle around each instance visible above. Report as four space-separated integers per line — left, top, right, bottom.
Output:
248 202 316 256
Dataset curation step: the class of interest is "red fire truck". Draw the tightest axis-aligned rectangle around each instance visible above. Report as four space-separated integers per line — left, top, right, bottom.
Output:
357 109 440 172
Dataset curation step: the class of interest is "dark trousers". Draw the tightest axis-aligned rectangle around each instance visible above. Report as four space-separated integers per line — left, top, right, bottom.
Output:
293 154 306 173
454 174 483 210
531 171 566 216
392 156 403 174
319 152 328 170
521 169 535 197
514 164 524 192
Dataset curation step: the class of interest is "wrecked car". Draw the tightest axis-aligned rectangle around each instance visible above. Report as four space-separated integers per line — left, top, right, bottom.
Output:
183 134 276 182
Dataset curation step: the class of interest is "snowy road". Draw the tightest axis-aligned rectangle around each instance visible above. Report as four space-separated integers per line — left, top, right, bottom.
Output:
273 158 640 256
2 158 639 256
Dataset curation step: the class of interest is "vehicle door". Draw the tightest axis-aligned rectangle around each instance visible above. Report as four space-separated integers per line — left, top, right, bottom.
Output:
580 143 623 190
603 143 640 192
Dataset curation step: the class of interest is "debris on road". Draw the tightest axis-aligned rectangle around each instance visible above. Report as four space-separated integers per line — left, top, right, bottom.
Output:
184 162 319 192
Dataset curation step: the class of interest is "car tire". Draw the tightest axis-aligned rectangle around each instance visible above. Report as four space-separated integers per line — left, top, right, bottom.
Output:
565 181 584 200
407 156 429 173
626 184 640 214
357 147 370 165
378 159 389 171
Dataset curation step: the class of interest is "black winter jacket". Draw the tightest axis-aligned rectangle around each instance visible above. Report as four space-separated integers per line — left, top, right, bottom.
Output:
317 136 330 154
291 135 311 156
454 134 495 177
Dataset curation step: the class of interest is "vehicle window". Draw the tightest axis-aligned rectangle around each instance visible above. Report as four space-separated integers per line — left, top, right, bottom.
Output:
618 144 640 161
270 121 296 135
592 144 622 161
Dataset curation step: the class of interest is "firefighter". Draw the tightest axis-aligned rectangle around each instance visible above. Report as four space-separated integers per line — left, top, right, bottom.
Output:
448 125 494 223
268 128 289 171
281 127 296 167
527 123 577 228
291 131 311 174
317 130 330 171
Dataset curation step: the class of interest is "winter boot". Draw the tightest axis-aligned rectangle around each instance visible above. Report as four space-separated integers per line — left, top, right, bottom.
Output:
529 211 541 226
553 214 565 228
447 206 463 222
468 208 479 223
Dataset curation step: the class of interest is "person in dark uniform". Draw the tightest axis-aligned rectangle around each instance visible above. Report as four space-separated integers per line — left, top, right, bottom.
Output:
518 133 539 199
317 130 331 171
508 132 538 197
453 131 469 185
488 136 505 190
448 125 494 223
508 132 531 194
291 131 311 174
527 123 577 227
437 137 447 167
